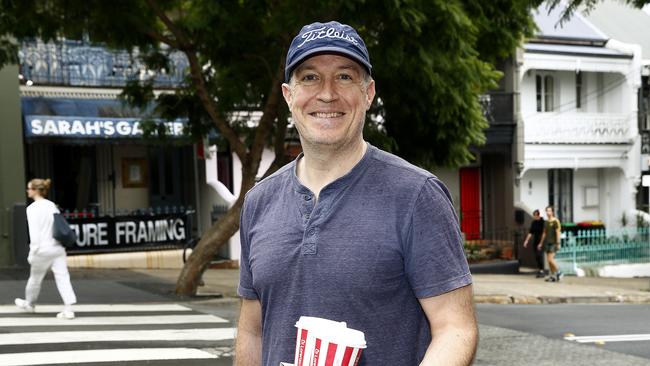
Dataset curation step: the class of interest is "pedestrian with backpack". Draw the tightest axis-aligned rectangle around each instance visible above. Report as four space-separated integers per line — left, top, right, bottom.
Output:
15 178 77 319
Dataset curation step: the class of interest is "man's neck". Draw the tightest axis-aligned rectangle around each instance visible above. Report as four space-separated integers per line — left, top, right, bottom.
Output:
297 140 367 199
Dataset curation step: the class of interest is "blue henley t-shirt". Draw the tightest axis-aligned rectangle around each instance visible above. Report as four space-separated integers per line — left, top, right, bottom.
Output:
238 144 472 365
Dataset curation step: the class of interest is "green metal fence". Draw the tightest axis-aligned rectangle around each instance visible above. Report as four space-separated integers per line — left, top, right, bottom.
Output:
555 227 650 275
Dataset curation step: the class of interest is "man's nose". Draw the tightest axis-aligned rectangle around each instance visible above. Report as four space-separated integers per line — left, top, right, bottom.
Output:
316 77 338 102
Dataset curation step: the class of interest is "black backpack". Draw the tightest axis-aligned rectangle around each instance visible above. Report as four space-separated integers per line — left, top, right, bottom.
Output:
52 213 77 248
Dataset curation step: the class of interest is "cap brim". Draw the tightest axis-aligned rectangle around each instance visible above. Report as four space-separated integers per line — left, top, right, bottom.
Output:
285 46 372 82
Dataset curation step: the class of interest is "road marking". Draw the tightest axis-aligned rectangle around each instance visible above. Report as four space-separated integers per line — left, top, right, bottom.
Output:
565 334 650 343
0 347 217 366
0 304 192 313
0 314 228 327
0 327 236 345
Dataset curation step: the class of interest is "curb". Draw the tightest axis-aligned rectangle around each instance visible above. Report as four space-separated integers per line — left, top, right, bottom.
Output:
474 294 650 304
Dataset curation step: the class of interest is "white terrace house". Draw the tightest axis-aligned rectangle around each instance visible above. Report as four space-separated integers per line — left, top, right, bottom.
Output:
517 5 642 230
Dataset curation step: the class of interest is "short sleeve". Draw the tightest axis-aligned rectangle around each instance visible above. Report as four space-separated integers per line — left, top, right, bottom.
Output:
403 177 472 299
237 199 259 300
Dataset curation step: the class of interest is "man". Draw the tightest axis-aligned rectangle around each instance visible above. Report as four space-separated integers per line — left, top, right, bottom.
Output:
236 21 477 366
523 209 546 278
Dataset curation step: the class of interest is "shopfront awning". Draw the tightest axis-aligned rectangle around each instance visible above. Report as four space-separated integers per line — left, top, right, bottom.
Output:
22 97 193 143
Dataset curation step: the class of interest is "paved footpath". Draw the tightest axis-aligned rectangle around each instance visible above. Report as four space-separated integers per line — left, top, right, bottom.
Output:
473 272 650 304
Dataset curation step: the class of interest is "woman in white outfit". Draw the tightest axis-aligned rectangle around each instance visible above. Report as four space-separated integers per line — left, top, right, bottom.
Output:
15 178 77 319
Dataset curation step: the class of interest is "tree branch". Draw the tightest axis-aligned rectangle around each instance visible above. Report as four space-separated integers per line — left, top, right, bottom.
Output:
143 29 179 49
144 0 192 49
248 55 286 173
143 0 248 160
261 115 289 179
185 51 249 160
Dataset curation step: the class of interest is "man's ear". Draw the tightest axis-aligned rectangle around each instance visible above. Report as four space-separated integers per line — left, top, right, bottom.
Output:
281 83 293 111
365 79 376 110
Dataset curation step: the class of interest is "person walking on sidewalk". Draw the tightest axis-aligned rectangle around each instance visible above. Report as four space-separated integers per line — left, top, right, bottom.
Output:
15 178 77 319
523 209 545 278
538 205 563 282
235 21 477 366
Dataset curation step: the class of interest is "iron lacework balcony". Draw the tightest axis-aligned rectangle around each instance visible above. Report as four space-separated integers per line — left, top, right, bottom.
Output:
19 38 189 89
524 112 635 144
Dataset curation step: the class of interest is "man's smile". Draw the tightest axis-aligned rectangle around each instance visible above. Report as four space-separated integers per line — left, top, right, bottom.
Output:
309 112 345 118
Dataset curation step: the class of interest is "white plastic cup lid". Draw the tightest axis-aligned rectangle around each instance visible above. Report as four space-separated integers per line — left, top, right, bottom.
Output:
295 316 347 331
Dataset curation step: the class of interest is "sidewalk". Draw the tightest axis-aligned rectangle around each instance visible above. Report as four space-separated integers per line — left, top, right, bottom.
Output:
473 273 650 304
168 268 650 305
2 267 649 305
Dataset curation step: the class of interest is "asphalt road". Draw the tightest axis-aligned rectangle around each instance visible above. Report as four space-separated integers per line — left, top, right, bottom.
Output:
477 303 650 360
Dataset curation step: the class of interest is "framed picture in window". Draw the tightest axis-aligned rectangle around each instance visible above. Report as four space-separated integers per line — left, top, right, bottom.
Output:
122 158 148 188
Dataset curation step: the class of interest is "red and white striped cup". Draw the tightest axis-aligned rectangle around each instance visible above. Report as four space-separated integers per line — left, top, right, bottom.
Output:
293 316 366 366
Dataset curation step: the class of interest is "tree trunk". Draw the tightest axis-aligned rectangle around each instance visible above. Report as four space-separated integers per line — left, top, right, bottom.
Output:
175 164 259 296
175 193 244 296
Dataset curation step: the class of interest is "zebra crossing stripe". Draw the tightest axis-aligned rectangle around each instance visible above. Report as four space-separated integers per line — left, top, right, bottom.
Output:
0 347 218 366
565 333 650 343
0 328 237 345
0 304 192 313
0 314 228 327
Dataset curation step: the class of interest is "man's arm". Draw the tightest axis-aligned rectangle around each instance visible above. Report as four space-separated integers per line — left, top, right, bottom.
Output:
538 231 546 251
418 284 478 366
235 299 262 366
523 232 532 248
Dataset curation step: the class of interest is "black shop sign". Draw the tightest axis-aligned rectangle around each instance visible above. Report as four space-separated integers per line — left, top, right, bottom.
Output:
67 214 188 252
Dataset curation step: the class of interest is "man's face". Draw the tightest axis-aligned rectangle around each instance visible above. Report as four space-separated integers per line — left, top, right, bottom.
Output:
546 207 553 217
282 54 375 150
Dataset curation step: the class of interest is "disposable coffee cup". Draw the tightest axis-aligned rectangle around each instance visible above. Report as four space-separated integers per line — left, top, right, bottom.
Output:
293 316 366 366
309 327 366 366
294 317 347 366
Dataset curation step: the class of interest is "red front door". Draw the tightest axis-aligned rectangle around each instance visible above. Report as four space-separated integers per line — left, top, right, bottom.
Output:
460 167 481 240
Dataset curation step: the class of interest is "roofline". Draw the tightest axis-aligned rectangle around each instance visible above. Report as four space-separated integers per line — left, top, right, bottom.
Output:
530 37 608 47
524 47 633 59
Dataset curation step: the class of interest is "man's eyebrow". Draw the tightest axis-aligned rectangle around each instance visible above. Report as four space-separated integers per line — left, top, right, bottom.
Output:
294 63 361 73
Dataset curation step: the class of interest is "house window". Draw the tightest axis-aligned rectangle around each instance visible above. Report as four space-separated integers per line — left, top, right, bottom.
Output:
536 73 555 112
576 72 582 109
548 169 573 223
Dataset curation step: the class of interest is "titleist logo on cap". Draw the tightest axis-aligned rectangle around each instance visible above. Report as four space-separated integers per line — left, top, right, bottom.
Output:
298 26 360 48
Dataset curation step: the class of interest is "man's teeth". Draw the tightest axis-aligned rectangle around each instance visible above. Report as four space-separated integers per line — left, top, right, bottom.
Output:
312 112 343 118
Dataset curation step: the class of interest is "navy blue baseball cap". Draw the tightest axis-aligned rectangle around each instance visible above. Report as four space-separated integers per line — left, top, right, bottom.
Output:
285 21 372 82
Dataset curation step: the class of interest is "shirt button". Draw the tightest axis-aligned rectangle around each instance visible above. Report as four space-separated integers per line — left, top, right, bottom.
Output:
303 195 312 201
308 229 316 236
305 214 310 219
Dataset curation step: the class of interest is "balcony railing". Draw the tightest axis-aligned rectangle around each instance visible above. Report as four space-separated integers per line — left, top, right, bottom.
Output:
524 113 634 144
19 38 189 88
480 92 515 126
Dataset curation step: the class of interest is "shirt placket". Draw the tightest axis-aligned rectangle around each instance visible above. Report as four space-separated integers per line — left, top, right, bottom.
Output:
299 192 318 255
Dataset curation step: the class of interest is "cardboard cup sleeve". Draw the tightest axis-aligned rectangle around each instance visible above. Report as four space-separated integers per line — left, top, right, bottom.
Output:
292 316 366 366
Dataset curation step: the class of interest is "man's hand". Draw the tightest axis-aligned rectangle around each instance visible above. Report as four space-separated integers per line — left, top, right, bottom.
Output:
235 299 263 366
418 285 478 366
